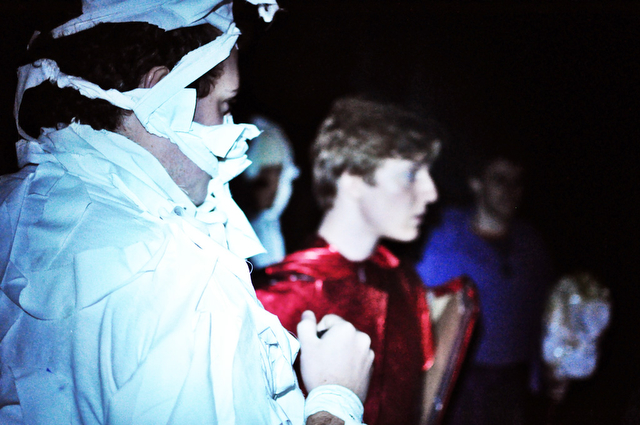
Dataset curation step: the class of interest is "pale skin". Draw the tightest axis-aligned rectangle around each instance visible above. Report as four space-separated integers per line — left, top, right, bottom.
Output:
319 158 439 261
313 158 437 422
116 50 373 424
297 311 374 402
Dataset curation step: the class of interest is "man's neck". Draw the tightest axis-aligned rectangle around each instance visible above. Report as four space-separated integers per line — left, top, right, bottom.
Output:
472 207 511 239
318 207 379 262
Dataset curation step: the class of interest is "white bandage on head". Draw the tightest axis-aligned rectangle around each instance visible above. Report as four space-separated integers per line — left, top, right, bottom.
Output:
15 0 278 180
52 0 279 37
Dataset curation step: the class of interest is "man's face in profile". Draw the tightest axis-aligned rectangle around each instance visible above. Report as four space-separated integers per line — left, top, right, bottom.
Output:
251 165 282 211
355 158 438 242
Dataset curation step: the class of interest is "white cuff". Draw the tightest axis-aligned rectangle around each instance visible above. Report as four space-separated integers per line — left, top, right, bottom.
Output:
304 385 365 425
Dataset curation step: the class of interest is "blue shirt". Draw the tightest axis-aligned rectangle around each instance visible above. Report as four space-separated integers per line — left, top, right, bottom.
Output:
416 207 552 366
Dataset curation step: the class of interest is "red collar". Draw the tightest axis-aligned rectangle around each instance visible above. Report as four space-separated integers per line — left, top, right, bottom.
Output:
265 237 399 280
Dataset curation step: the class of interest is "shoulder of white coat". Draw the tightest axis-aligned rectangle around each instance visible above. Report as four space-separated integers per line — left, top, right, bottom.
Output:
1 160 167 320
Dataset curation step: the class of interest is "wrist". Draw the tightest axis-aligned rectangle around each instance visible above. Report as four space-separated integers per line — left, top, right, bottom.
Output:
304 385 364 425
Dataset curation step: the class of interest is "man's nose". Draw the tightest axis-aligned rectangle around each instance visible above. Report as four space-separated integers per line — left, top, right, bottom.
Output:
418 170 438 204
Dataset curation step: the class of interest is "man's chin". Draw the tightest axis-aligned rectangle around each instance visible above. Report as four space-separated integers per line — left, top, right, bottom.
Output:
389 230 420 243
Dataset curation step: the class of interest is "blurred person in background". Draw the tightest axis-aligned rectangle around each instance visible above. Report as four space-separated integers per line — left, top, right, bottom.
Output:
239 115 299 269
257 96 444 425
416 151 553 424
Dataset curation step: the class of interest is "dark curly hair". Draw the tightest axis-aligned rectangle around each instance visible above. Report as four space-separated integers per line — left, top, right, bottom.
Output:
19 22 224 138
312 96 444 211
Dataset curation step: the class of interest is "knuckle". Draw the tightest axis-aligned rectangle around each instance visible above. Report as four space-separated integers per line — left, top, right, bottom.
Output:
326 313 344 324
356 331 371 346
340 321 356 333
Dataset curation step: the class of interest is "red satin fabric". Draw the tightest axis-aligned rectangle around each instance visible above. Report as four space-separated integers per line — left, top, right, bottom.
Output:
257 238 434 425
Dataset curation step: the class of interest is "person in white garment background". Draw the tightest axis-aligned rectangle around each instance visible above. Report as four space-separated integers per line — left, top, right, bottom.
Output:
0 1 374 424
240 115 299 269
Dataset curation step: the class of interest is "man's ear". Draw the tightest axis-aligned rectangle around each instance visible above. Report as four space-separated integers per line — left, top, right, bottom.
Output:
141 66 170 88
339 173 366 200
468 177 483 196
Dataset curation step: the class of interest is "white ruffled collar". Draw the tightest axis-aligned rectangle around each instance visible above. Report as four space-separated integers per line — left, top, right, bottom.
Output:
19 123 264 259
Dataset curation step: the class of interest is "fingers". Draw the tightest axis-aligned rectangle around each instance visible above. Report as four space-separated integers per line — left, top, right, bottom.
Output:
365 344 375 366
296 310 318 345
299 312 364 340
301 310 317 322
355 331 375 366
316 313 348 334
297 311 375 401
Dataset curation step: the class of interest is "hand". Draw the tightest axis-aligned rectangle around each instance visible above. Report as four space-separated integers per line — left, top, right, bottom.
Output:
297 310 374 402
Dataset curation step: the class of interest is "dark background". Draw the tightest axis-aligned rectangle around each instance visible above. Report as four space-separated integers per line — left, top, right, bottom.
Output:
1 1 639 423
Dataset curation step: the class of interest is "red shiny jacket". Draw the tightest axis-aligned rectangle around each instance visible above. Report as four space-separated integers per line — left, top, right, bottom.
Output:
256 238 435 425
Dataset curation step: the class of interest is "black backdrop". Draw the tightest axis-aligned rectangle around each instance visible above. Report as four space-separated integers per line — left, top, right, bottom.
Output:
1 1 639 423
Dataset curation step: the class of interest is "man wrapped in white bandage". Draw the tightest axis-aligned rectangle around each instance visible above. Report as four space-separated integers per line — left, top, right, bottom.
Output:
0 1 373 424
